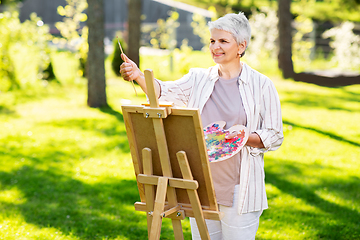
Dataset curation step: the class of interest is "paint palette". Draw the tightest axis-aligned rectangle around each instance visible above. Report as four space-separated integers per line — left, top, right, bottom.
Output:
203 121 249 162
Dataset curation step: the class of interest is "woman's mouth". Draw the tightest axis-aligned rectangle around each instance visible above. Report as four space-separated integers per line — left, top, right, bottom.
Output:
213 52 224 57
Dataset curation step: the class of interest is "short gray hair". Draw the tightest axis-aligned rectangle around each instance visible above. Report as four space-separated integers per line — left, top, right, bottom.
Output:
208 12 251 48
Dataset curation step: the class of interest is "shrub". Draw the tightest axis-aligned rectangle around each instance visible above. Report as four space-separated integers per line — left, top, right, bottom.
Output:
111 34 127 77
0 11 52 91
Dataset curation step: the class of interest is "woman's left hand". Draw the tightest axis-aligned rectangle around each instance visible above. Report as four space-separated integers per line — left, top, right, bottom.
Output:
225 131 238 140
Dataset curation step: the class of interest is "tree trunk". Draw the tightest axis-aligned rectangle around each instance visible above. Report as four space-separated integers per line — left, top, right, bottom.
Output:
277 0 294 79
128 0 142 67
87 0 107 108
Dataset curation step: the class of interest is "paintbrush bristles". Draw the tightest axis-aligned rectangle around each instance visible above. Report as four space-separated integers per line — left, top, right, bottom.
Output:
116 36 124 55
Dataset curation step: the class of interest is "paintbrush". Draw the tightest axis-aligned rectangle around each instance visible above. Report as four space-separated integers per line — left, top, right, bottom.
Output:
117 36 137 96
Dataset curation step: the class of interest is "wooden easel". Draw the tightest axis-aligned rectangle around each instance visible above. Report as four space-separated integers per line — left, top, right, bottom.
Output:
122 69 222 240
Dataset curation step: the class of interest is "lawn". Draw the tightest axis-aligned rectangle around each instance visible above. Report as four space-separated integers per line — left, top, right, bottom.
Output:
0 51 359 239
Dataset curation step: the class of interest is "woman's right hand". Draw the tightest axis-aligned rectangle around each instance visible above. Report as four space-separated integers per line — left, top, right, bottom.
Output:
119 53 157 96
119 53 143 82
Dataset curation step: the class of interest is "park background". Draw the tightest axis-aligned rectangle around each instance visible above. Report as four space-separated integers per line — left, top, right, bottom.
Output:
0 0 359 239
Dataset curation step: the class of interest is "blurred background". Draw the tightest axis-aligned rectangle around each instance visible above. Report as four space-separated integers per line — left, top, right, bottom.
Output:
0 0 359 239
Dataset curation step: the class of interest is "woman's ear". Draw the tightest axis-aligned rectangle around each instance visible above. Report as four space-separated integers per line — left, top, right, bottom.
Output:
239 40 247 52
238 41 247 57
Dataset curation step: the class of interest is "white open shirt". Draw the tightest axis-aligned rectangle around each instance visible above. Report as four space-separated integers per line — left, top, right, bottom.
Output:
157 63 284 214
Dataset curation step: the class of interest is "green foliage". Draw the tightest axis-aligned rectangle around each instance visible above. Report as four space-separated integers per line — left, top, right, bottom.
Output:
191 7 217 52
54 0 88 77
176 0 360 22
111 34 127 77
139 50 214 81
173 39 194 75
292 0 360 22
0 11 52 91
143 10 202 74
145 11 180 50
292 15 315 69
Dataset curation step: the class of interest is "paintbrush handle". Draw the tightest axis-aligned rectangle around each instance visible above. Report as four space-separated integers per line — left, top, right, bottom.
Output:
131 80 137 96
117 36 137 96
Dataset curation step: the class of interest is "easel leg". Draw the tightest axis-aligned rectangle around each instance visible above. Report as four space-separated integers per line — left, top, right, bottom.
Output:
164 185 184 240
186 189 210 240
171 217 184 240
149 177 168 240
152 117 184 239
177 151 211 240
142 148 155 238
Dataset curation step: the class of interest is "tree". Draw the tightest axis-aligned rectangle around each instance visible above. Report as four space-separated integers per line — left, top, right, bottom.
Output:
277 0 294 79
87 0 107 107
128 0 142 67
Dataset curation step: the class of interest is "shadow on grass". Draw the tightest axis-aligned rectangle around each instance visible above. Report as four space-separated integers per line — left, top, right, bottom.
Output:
36 105 130 154
47 118 128 138
283 120 360 148
281 91 360 113
0 166 151 239
0 104 190 239
99 105 124 122
2 130 130 167
294 72 360 88
264 158 360 239
42 105 126 138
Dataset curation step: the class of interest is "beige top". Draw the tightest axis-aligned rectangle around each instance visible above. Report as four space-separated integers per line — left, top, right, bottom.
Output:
201 75 247 207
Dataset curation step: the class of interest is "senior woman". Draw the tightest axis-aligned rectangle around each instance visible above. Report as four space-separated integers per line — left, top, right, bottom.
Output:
120 12 283 240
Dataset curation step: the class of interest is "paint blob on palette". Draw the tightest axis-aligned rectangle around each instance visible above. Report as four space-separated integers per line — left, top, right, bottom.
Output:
204 121 249 162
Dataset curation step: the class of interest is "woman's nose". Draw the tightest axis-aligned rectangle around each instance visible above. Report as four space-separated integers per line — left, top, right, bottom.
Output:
211 42 220 49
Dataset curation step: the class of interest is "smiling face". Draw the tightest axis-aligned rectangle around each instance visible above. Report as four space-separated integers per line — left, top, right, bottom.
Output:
209 29 246 65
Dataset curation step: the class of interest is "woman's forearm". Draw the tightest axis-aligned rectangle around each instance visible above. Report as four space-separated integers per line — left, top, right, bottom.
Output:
246 133 264 148
134 73 161 99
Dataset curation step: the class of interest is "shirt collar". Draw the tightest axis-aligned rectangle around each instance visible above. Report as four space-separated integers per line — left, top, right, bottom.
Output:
210 63 249 84
209 65 220 82
238 63 248 84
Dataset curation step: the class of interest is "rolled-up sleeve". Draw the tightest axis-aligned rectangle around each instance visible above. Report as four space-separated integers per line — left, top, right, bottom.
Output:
251 81 284 156
157 70 196 107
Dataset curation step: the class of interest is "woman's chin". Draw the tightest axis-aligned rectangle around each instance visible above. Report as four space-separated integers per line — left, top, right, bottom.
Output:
212 58 223 64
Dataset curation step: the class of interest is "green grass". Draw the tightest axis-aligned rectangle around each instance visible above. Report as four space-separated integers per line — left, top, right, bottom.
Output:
0 51 360 239
257 78 360 239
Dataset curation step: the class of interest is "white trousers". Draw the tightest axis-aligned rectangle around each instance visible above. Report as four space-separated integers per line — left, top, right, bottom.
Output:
190 185 263 240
